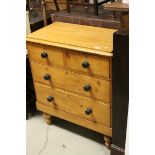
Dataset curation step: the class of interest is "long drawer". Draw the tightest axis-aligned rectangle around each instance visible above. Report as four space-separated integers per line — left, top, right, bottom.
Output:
36 101 112 136
31 62 111 103
27 43 64 67
64 49 111 78
34 83 111 127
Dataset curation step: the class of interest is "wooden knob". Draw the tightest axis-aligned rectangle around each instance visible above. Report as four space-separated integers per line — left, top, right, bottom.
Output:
41 52 48 58
85 108 92 115
47 96 54 102
83 85 91 91
82 61 89 68
44 74 51 80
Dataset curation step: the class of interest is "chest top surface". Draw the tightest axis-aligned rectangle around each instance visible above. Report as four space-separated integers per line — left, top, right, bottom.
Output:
26 22 117 56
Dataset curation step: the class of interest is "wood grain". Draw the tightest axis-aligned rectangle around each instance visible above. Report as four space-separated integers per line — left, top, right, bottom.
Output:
27 42 111 78
26 22 117 56
31 62 111 102
26 22 115 139
36 101 112 136
64 49 110 78
34 82 111 126
27 43 64 67
43 113 52 125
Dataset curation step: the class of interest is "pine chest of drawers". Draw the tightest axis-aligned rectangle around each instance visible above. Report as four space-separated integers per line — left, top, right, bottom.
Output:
26 22 117 148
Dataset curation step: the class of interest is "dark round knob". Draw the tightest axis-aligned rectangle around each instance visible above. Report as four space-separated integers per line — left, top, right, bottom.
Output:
44 74 51 80
47 96 54 102
41 52 48 58
85 108 92 115
83 85 91 91
82 61 89 68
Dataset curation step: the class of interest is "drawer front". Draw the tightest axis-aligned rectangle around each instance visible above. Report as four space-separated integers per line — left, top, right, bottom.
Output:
35 83 111 127
65 50 110 78
36 101 112 136
27 43 64 67
31 62 111 102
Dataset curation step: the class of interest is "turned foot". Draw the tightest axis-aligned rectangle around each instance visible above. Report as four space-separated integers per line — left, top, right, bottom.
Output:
43 113 52 125
104 135 111 149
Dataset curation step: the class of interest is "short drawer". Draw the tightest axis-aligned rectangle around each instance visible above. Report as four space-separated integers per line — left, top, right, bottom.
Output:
35 83 111 127
27 43 64 67
65 50 111 78
31 62 111 103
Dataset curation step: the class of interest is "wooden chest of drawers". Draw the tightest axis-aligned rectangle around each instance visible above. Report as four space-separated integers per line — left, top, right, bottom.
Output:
26 22 117 148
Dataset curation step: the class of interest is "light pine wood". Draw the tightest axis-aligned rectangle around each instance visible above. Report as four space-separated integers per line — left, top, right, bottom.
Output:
37 101 112 136
104 135 111 149
64 49 110 78
34 82 111 126
43 113 52 125
26 22 114 142
31 62 111 103
27 38 113 57
26 22 117 57
27 43 111 79
27 43 64 67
